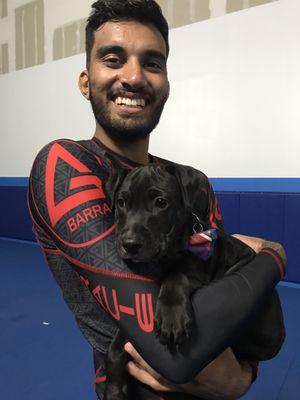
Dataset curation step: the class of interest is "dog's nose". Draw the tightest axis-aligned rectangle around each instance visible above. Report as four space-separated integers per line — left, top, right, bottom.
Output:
122 239 142 255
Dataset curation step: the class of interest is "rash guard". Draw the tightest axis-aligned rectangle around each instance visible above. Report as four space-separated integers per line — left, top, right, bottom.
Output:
28 138 285 399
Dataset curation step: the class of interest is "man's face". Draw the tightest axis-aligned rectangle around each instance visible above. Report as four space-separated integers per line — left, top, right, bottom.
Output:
86 20 169 142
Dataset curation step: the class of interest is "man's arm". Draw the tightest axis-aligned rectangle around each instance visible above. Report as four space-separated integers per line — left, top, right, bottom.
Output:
123 235 285 397
28 140 286 385
125 344 253 400
180 348 254 400
232 234 287 265
97 245 284 384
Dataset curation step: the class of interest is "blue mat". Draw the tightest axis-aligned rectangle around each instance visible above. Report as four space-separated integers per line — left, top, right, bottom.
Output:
0 239 94 400
1 238 300 400
241 282 300 399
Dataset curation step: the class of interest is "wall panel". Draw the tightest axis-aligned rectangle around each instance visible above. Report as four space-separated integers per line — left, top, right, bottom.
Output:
0 184 298 283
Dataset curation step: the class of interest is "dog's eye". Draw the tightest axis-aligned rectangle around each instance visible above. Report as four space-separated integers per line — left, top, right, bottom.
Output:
155 197 168 209
117 198 125 208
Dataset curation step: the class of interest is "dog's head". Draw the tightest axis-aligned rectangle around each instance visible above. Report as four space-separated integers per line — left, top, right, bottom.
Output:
108 164 191 263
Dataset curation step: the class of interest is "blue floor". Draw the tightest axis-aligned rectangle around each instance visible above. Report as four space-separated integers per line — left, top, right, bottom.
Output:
1 238 300 400
0 238 94 400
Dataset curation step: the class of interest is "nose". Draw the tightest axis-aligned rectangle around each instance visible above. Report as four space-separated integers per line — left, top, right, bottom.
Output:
122 239 143 255
119 58 146 91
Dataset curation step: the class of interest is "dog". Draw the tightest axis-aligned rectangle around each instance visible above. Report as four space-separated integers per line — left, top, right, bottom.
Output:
103 163 285 400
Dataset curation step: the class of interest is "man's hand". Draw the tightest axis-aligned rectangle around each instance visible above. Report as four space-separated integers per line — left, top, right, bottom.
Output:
232 234 287 265
124 234 284 399
124 342 178 392
125 343 253 399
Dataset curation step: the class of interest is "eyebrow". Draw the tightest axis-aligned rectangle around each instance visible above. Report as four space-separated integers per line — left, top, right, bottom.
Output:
144 49 167 65
95 45 166 64
96 45 125 59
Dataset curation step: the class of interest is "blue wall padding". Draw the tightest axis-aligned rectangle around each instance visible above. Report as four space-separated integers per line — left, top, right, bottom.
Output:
216 192 300 283
210 178 300 192
215 193 240 233
0 186 35 241
284 195 300 283
239 193 285 243
0 185 299 283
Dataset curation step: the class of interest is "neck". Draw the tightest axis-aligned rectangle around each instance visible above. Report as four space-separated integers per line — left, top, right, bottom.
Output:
94 123 150 165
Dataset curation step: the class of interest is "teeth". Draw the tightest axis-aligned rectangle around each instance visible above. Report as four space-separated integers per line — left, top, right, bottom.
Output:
114 97 146 107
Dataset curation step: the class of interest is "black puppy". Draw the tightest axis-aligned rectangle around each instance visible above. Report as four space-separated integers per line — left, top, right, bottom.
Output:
103 163 285 400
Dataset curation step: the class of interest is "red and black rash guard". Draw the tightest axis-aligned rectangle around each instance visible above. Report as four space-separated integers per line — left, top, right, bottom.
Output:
28 138 285 400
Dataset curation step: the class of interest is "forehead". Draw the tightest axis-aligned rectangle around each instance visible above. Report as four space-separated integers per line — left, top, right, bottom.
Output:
92 20 167 58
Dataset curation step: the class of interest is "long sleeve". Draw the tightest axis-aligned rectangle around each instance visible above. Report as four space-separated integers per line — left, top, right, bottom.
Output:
28 139 285 385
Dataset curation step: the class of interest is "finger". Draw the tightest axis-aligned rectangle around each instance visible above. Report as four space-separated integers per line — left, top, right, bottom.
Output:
124 342 141 361
127 361 173 392
124 342 152 371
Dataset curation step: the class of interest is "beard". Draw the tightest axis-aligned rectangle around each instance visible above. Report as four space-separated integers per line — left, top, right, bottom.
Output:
89 87 168 143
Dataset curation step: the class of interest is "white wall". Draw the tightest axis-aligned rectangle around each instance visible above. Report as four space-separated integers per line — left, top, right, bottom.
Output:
0 0 93 71
0 0 299 177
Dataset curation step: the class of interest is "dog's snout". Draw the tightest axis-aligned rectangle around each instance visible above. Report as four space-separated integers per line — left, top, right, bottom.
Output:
122 239 142 255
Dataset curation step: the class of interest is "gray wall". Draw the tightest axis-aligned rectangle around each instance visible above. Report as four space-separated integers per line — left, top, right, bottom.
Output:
0 0 276 74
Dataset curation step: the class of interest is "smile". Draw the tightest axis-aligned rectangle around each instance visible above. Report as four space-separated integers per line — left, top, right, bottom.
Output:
114 97 146 107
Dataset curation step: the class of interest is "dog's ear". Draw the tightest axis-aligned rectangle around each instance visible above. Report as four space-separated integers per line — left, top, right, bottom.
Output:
162 164 189 206
105 169 128 208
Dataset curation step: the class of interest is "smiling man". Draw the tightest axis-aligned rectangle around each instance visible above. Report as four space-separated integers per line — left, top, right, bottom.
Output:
83 20 169 137
28 1 286 399
79 17 170 164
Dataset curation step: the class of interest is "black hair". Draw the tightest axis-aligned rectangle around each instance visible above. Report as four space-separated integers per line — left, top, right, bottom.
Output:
85 0 169 69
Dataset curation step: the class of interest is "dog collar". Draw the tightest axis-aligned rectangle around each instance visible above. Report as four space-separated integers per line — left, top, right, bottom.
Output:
186 229 217 260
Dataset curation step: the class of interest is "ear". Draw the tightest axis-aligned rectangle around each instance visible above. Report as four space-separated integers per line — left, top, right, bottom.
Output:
105 169 128 208
78 70 90 100
162 164 190 209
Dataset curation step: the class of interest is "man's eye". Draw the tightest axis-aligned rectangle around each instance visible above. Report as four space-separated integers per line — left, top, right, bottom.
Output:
154 197 168 209
104 57 123 68
145 61 163 72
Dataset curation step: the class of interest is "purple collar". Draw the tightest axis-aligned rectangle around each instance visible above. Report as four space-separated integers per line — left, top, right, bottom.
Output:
186 229 218 260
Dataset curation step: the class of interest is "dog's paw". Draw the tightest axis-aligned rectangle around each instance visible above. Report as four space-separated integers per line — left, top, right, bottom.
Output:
154 301 193 348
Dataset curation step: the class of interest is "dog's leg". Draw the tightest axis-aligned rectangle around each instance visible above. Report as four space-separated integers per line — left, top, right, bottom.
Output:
103 329 129 400
155 251 204 348
155 272 194 348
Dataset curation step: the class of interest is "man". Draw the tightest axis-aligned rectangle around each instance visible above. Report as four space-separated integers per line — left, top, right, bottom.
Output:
28 1 286 399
